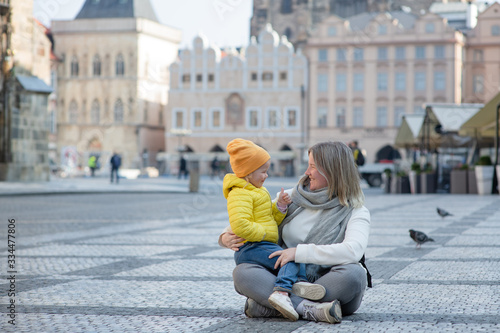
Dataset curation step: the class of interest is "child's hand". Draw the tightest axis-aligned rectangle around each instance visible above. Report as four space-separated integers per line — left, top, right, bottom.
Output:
278 188 291 207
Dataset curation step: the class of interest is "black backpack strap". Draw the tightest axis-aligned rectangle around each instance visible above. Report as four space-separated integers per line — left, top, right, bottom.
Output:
359 254 372 288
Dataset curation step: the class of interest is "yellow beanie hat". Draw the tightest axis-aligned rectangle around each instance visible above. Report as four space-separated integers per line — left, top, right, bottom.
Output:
227 138 270 177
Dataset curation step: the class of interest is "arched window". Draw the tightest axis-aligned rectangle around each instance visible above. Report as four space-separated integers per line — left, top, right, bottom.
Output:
69 100 78 123
70 56 79 77
93 54 101 76
115 53 125 76
281 0 293 14
114 99 124 123
90 99 100 124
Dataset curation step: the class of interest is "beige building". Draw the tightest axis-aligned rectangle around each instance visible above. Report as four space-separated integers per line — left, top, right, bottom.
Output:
0 0 53 181
463 2 500 104
166 25 308 177
305 11 465 162
51 0 181 173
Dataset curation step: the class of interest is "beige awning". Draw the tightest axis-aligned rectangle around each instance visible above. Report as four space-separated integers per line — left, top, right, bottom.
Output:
459 92 500 138
394 114 425 148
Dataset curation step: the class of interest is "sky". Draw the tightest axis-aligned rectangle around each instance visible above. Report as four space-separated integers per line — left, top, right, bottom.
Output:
33 0 253 49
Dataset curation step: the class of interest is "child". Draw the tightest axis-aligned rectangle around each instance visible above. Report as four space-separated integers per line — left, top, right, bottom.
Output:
223 138 325 321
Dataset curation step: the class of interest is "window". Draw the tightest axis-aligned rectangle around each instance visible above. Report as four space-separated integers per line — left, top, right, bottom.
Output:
318 49 328 62
415 46 426 60
90 100 100 124
191 109 204 129
353 73 364 92
473 75 484 94
208 73 214 82
286 108 298 129
182 74 190 83
247 108 260 129
395 72 406 91
376 107 387 127
337 48 346 62
425 23 434 33
251 72 258 81
353 107 363 127
93 54 101 76
317 74 328 92
328 26 337 36
196 74 203 82
317 107 327 127
492 25 500 36
280 72 287 80
209 108 223 129
262 72 273 81
336 107 346 128
336 73 346 92
266 108 280 129
353 48 363 62
378 25 387 35
115 54 125 76
434 72 445 90
434 45 445 59
415 72 426 91
281 0 293 14
394 106 405 127
114 99 124 123
377 73 388 91
70 56 79 77
473 50 483 62
173 109 186 129
377 47 388 61
69 100 78 123
414 105 424 115
395 46 405 60
284 27 293 40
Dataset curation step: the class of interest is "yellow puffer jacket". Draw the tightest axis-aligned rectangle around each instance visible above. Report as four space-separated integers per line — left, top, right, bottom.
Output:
223 173 286 243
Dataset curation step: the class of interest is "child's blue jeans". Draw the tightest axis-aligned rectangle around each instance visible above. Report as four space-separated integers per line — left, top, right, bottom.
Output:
234 241 307 293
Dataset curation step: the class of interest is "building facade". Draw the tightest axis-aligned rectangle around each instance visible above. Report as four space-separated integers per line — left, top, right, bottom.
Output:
0 0 53 181
52 0 181 173
250 0 438 48
166 25 308 176
463 2 500 105
305 11 465 162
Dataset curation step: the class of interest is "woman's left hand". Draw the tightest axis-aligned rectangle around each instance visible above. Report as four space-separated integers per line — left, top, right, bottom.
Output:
269 248 297 269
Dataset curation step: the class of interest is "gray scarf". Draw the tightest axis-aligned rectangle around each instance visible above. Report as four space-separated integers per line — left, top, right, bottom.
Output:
278 175 354 282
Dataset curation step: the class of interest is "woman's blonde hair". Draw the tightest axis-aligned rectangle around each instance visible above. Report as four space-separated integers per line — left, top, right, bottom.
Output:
308 141 364 208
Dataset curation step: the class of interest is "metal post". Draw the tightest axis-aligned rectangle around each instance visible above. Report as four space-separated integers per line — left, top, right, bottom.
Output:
492 103 500 194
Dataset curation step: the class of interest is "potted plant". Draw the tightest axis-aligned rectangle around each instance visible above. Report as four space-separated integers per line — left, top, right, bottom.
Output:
409 162 421 194
383 168 392 193
450 163 468 194
475 155 494 195
420 163 436 193
396 170 411 194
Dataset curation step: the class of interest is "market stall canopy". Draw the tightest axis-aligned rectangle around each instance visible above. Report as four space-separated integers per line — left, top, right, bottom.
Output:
459 92 500 138
422 103 483 148
395 114 425 148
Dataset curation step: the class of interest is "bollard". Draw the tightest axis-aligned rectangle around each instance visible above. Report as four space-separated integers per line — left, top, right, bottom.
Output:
188 160 200 192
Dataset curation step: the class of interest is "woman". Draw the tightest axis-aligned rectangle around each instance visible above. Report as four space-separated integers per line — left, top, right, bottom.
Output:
219 141 371 324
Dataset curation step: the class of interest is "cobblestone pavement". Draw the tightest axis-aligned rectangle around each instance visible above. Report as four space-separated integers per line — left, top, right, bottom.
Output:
0 177 499 332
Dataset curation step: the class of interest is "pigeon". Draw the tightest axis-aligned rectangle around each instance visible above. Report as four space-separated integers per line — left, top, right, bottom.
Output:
409 229 434 248
437 207 453 219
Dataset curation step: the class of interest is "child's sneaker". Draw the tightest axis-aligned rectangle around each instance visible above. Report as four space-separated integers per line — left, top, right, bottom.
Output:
268 291 299 321
291 281 326 300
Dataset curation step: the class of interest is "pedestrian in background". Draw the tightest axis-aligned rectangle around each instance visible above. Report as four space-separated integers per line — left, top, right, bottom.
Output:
178 155 189 179
88 155 97 177
349 140 365 167
110 152 121 184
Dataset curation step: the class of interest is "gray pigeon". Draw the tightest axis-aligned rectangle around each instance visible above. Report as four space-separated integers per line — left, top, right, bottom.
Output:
437 207 453 219
409 229 434 248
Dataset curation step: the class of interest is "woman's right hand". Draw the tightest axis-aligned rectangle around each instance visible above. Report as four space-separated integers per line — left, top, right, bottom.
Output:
221 231 246 251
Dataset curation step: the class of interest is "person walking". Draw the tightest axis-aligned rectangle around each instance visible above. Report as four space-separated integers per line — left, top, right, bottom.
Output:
178 155 189 179
349 140 365 167
88 155 97 177
110 152 121 184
